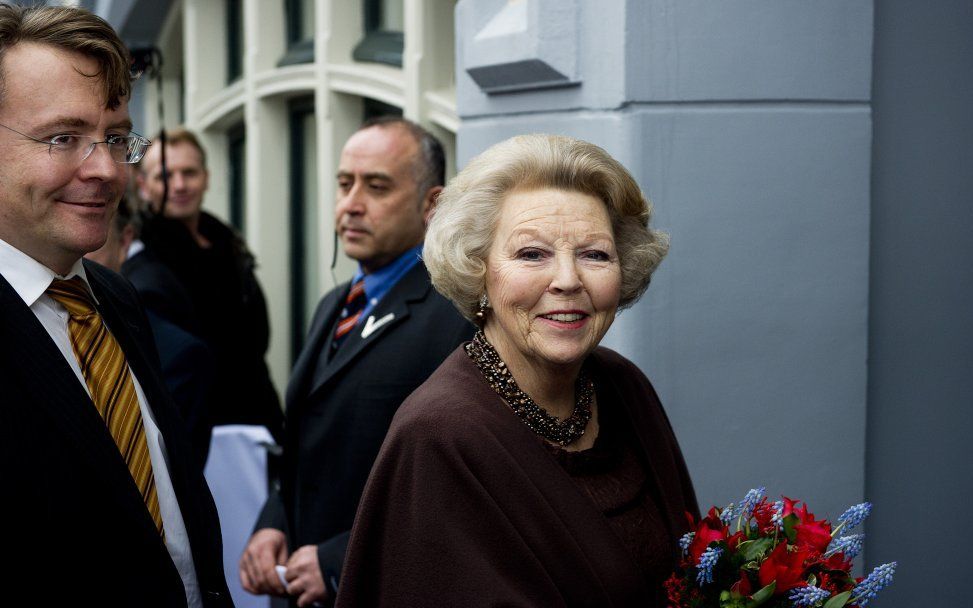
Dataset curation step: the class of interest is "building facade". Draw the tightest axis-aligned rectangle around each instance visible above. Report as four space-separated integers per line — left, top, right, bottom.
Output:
78 1 972 605
100 0 458 387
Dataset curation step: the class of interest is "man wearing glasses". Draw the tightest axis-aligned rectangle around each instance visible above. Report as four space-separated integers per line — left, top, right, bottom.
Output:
0 5 232 606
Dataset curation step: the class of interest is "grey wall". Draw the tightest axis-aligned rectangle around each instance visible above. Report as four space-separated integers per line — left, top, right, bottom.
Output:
457 0 873 537
866 1 973 605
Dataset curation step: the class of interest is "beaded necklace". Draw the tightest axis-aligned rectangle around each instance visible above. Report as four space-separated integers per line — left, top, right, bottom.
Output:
465 330 593 446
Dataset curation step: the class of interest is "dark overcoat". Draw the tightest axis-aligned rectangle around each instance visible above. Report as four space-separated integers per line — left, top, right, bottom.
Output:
337 346 699 607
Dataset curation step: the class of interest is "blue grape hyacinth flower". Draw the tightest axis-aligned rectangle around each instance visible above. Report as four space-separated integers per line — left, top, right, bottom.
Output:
852 561 896 607
771 499 785 528
789 585 831 607
678 532 694 556
695 546 723 585
825 533 865 559
738 487 766 521
737 486 767 521
719 502 738 525
836 502 872 531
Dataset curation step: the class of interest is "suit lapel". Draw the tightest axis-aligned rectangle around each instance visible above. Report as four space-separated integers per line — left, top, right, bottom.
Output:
305 263 431 399
87 264 162 404
0 272 165 541
286 285 345 408
86 265 190 478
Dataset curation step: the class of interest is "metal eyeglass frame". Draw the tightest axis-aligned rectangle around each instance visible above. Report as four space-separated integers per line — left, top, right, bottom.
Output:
0 121 151 165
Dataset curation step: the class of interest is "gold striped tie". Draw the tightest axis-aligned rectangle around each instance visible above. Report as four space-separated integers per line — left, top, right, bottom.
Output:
47 277 164 537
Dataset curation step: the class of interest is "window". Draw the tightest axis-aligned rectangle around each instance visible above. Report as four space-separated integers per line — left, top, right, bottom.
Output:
377 0 405 31
352 0 404 67
363 97 403 121
226 0 243 82
289 98 319 361
227 124 246 233
280 0 315 66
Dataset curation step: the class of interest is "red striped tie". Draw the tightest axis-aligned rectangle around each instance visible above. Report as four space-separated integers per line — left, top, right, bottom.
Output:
332 279 367 349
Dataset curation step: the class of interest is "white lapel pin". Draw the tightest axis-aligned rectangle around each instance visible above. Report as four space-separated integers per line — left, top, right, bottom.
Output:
360 313 395 339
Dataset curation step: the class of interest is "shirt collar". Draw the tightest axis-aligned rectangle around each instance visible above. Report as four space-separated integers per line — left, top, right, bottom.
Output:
0 237 96 307
354 244 424 303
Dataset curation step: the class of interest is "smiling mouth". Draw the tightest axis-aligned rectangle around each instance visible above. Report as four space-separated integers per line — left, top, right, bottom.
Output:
60 201 106 207
540 312 588 322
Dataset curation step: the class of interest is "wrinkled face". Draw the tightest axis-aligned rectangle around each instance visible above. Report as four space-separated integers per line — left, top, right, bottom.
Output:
138 141 208 222
335 125 433 273
0 43 130 275
483 188 622 375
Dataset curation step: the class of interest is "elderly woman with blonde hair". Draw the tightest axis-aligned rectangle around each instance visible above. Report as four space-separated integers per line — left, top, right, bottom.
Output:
336 134 698 607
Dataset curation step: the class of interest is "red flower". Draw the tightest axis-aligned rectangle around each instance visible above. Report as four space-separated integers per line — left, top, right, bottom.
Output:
752 498 777 530
726 530 747 552
783 496 811 521
731 569 753 597
794 517 832 555
816 571 854 596
758 543 811 594
688 507 728 562
818 553 853 573
664 573 688 607
781 497 833 555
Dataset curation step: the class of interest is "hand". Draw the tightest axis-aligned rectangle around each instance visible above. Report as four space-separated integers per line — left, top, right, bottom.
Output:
284 545 329 607
239 528 289 596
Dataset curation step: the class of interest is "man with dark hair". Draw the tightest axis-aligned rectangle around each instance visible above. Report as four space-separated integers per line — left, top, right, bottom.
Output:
137 126 283 447
240 117 473 606
0 4 232 606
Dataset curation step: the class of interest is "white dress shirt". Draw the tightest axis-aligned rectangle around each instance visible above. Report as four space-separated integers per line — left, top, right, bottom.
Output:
0 238 201 608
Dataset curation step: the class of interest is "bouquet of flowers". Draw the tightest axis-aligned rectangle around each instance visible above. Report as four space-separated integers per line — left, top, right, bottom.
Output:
665 488 896 608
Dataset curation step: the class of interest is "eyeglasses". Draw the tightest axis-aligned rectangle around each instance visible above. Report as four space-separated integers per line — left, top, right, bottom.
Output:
0 122 151 165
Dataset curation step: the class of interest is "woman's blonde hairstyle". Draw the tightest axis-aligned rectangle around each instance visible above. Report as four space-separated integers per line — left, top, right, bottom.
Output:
424 134 669 322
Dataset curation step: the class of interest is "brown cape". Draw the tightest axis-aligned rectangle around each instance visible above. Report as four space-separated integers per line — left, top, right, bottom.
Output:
336 346 699 607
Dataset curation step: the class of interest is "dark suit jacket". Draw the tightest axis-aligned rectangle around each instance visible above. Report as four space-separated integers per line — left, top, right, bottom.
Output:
122 247 199 336
0 261 232 608
146 310 214 468
138 214 283 438
124 248 216 466
256 262 474 591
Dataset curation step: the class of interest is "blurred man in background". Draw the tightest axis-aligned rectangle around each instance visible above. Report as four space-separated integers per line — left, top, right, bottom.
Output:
137 128 283 450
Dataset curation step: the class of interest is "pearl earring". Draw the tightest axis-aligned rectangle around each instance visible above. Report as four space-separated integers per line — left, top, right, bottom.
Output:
475 294 489 321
